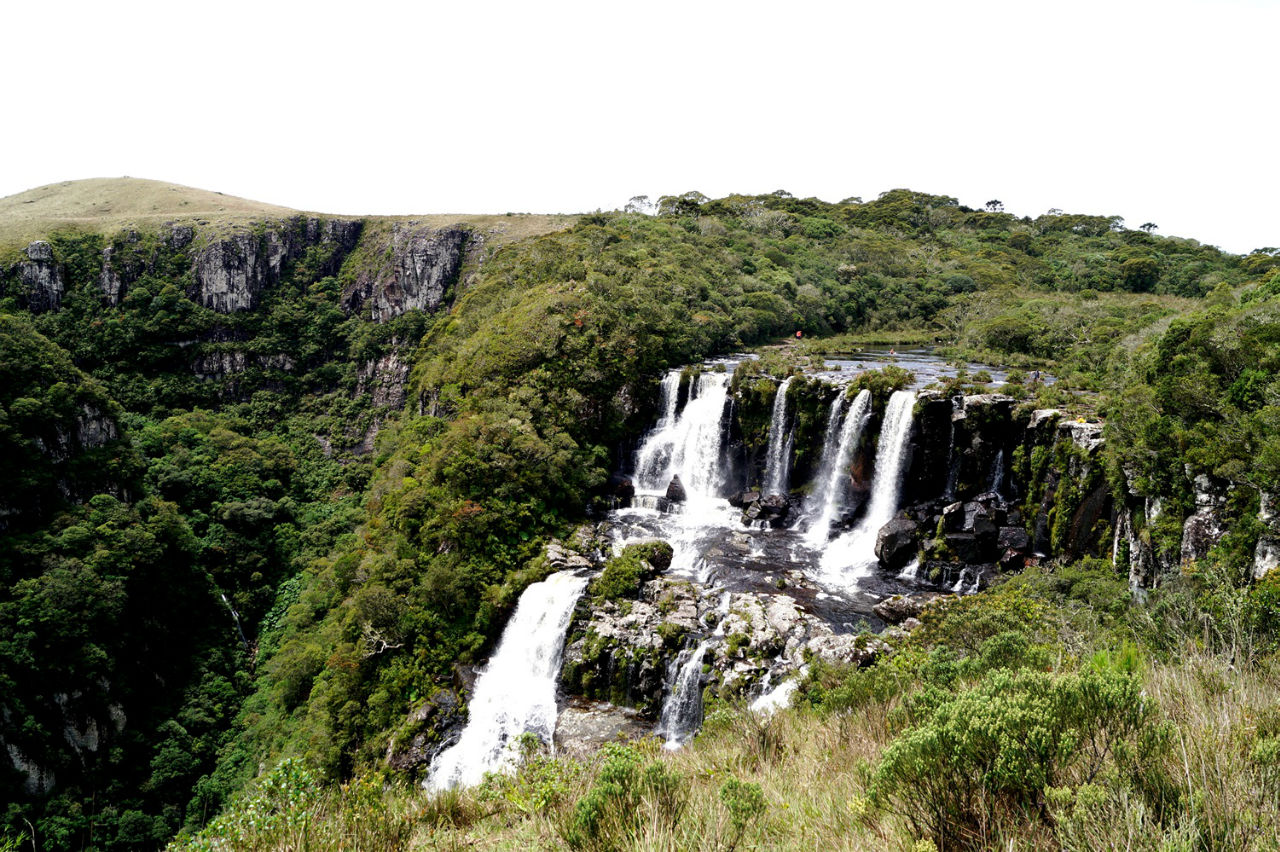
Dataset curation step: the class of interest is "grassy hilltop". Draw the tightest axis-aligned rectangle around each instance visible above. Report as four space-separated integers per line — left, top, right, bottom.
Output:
0 177 578 249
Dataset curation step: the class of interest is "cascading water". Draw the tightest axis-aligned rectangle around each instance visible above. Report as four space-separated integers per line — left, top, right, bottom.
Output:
426 570 589 791
619 369 739 582
762 377 794 495
634 371 731 499
989 448 1005 496
803 389 873 548
818 390 916 582
657 641 710 749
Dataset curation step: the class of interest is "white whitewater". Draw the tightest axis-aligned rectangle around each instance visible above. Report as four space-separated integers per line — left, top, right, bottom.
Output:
803 389 873 548
762 377 794 495
750 669 805 716
635 371 731 499
426 570 589 790
657 641 711 749
989 448 1005 496
622 369 737 581
819 390 916 582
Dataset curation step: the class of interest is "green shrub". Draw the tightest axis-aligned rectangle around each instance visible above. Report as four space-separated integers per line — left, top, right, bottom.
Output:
871 667 1169 849
719 777 767 850
589 541 673 602
557 743 688 851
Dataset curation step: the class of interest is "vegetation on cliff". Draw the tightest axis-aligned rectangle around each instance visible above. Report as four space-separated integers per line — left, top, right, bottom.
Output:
2 181 1278 849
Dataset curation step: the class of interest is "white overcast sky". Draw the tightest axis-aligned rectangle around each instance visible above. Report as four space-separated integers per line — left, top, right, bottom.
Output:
2 0 1275 253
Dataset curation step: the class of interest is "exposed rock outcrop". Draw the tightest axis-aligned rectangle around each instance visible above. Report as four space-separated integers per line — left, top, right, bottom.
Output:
356 351 412 409
8 241 64 313
1180 471 1232 566
342 224 471 321
1254 493 1280 580
191 218 362 312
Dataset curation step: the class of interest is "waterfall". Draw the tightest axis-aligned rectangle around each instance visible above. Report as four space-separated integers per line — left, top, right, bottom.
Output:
219 592 249 653
762 377 794 495
943 397 962 499
426 570 589 791
656 641 710 749
803 389 873 548
819 390 916 582
634 371 731 499
989 448 1005 496
750 672 803 716
658 370 681 426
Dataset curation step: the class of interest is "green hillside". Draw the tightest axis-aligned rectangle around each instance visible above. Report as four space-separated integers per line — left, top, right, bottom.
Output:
2 183 1279 850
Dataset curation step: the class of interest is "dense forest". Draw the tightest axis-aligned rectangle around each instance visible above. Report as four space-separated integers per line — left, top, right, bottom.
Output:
2 182 1279 850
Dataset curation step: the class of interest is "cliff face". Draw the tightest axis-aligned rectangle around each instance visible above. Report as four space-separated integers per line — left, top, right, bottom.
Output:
341 223 473 322
189 218 363 312
8 241 64 312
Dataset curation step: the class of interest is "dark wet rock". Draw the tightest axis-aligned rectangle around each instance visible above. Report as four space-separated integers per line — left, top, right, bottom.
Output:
873 592 942 624
1000 548 1027 571
613 476 636 502
385 689 464 774
944 532 984 563
875 518 919 571
744 493 790 527
998 524 1029 550
666 475 687 503
942 501 965 532
729 490 760 508
997 526 1030 551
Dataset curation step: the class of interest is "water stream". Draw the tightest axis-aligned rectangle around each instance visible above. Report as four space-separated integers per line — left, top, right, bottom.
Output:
802 389 873 549
762 377 794 495
818 390 917 583
656 641 711 749
426 570 589 790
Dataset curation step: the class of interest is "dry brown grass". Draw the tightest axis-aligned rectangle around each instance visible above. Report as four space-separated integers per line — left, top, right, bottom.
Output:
0 177 577 250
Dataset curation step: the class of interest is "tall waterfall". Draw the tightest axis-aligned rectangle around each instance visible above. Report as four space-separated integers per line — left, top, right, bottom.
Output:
819 390 916 582
762 377 794 495
803 389 873 548
426 570 589 791
634 371 731 499
656 641 710 749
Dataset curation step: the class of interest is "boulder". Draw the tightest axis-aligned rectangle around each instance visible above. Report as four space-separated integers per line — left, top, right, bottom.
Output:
873 592 942 624
729 490 760 508
875 518 919 571
944 532 984 563
666 475 687 503
997 526 1031 551
744 493 790 527
554 698 651 758
805 634 889 668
